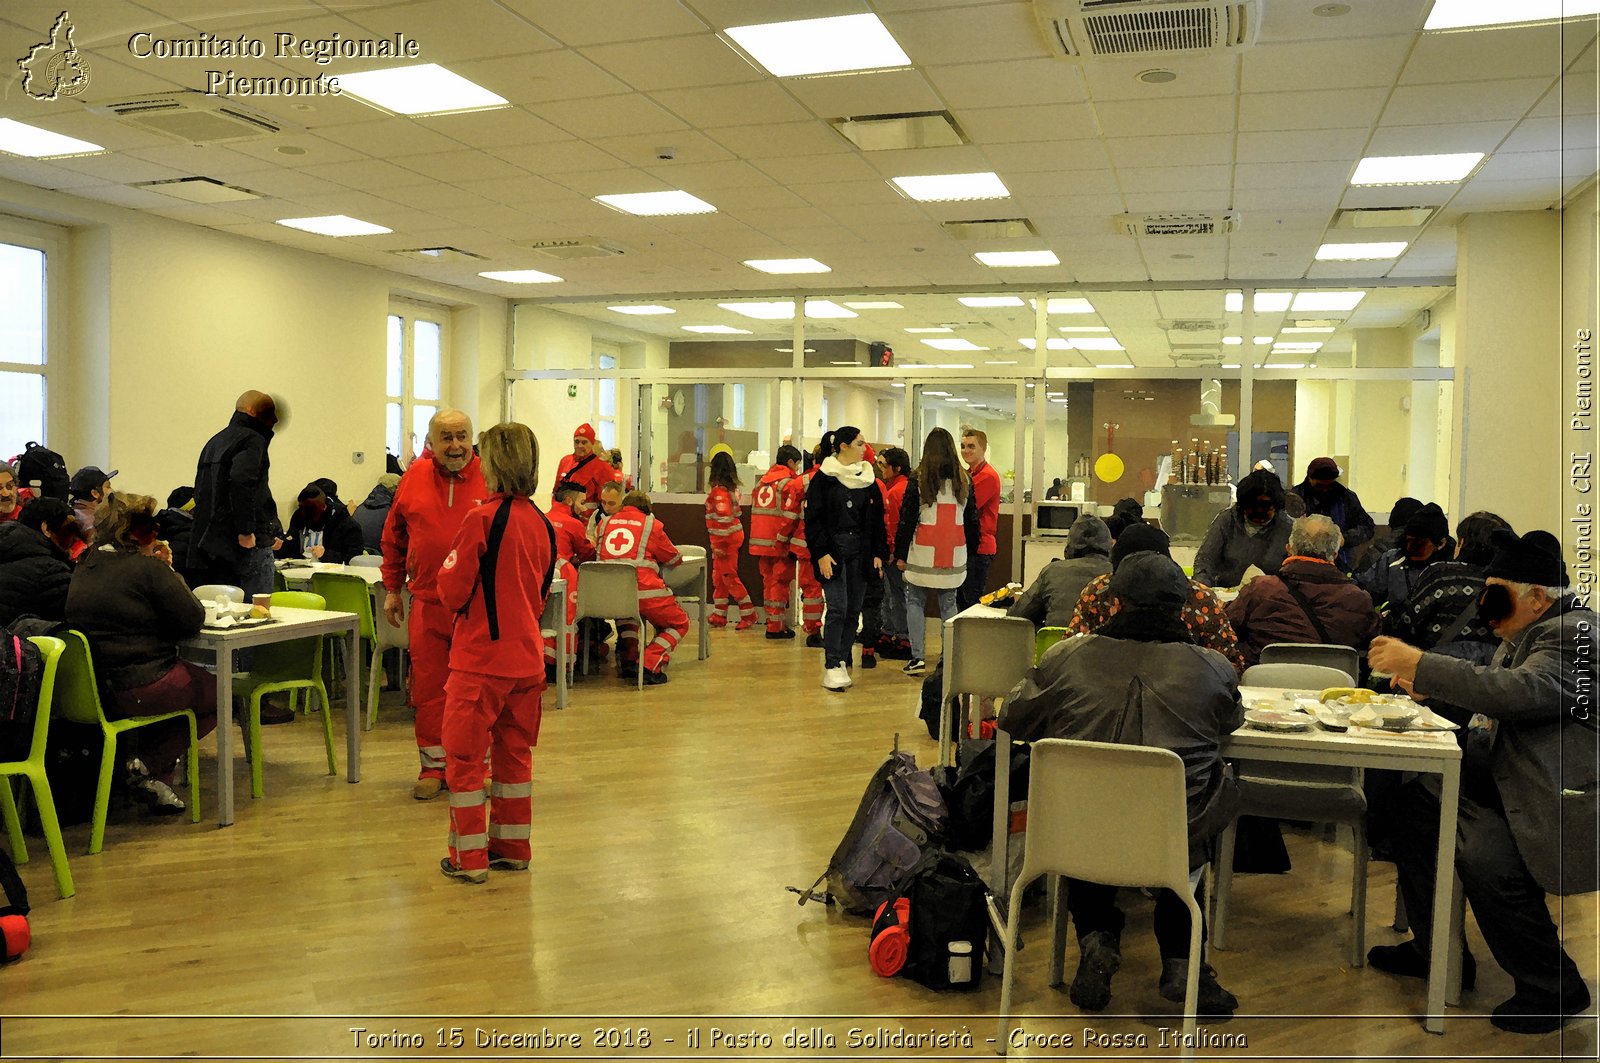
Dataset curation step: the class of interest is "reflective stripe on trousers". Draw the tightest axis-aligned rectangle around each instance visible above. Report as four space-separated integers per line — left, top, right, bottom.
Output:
442 669 541 872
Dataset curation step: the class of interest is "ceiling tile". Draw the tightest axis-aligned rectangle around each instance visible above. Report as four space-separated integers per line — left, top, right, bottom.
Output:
984 138 1112 174
1367 119 1516 155
1009 168 1118 197
861 144 994 177
924 58 1085 108
1258 0 1431 43
1117 165 1232 194
1106 133 1233 168
1236 128 1372 164
298 156 437 190
880 3 1045 65
315 118 464 158
535 93 689 138
1234 160 1354 190
1498 114 1600 154
1096 96 1236 139
344 0 563 62
488 140 629 174
1238 88 1389 131
783 68 943 118
434 107 571 149
706 120 852 159
580 34 763 91
751 152 882 184
957 102 1097 144
497 0 709 46
1241 37 1412 93
1382 78 1555 126
455 51 630 104
651 82 811 128
1078 56 1239 101
1401 22 1585 85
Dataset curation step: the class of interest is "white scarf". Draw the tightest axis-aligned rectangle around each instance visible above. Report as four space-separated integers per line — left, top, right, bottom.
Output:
821 455 877 490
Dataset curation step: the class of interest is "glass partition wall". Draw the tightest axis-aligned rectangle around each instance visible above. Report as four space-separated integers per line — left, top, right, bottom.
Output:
509 285 1455 576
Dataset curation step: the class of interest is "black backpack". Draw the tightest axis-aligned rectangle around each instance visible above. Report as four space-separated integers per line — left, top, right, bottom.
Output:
0 633 44 762
874 853 990 991
14 442 69 502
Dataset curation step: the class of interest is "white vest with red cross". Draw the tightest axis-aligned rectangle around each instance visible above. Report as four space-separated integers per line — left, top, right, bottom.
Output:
904 481 969 589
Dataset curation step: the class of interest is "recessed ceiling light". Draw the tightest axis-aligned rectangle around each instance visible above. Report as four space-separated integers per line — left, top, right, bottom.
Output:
1059 326 1111 333
1034 297 1096 314
1019 338 1072 350
1222 336 1243 345
1221 363 1242 370
921 338 987 351
595 190 717 216
937 363 975 370
1282 326 1337 334
1066 338 1125 351
718 300 857 320
1424 0 1600 30
683 325 751 334
609 305 675 315
275 145 308 156
976 250 1060 268
478 268 563 283
905 327 954 334
1265 362 1309 370
1292 291 1366 312
137 177 260 203
745 257 830 274
1316 241 1409 260
724 13 910 77
1225 292 1244 312
0 119 104 158
959 295 1025 308
891 382 906 388
891 172 1010 202
1137 68 1178 84
1274 342 1324 352
984 360 1019 365
334 64 508 116
844 301 903 310
1253 292 1292 312
804 300 857 319
924 391 951 397
277 215 392 237
1254 336 1274 345
1350 153 1484 186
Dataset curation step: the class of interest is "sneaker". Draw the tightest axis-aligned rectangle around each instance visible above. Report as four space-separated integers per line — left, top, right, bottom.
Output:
1367 941 1476 992
439 858 487 884
1069 931 1121 1011
903 658 927 675
642 668 669 686
1159 959 1238 1019
805 632 825 648
412 777 446 801
860 651 877 670
822 666 852 691
766 628 796 640
131 777 186 815
488 855 530 872
618 664 639 681
123 757 152 787
1490 983 1592 1034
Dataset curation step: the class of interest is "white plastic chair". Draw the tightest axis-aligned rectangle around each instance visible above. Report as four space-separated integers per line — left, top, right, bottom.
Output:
1214 661 1369 967
993 740 1206 1057
575 561 644 691
541 579 569 709
192 584 245 603
1259 642 1361 681
941 614 1035 758
347 555 382 569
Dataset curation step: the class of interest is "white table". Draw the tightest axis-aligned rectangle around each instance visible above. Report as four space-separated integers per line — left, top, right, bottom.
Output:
277 560 382 586
181 606 362 827
541 577 570 708
663 544 710 661
1227 686 1464 1034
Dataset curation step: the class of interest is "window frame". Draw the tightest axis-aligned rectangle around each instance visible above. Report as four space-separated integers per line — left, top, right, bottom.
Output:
0 217 63 456
386 298 451 463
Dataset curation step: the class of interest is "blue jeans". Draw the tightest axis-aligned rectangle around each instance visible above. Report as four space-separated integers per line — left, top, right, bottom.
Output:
882 565 909 639
904 581 959 661
820 560 868 669
238 545 275 599
958 552 995 610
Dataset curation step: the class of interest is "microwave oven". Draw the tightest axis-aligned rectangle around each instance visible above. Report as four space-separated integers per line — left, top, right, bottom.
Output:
1033 501 1083 535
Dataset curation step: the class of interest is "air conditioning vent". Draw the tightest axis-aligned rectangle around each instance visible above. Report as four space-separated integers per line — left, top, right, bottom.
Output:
941 218 1039 241
89 91 281 142
1034 0 1260 58
529 239 626 260
1161 319 1225 333
1115 211 1240 237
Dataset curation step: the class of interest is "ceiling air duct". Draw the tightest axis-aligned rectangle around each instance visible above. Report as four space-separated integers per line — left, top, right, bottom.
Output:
1034 0 1261 58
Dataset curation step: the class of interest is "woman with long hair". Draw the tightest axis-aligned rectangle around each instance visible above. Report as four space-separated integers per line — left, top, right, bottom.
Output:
804 426 888 691
894 428 979 674
704 450 756 628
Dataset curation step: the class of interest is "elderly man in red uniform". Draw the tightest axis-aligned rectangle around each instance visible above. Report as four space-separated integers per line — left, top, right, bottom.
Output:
381 408 489 800
959 427 1003 609
553 423 616 515
595 491 688 685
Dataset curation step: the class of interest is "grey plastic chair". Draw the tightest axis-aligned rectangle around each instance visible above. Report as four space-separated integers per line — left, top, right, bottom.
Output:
1215 661 1370 967
940 614 1035 758
191 584 245 604
1259 643 1360 683
541 577 569 709
575 561 644 691
993 740 1206 1056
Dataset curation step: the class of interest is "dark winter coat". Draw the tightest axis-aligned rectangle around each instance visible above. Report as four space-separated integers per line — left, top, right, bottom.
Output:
0 521 72 626
66 547 205 690
1224 556 1381 668
1193 507 1293 588
1009 515 1112 629
156 507 194 577
1356 546 1448 614
1389 561 1499 665
1291 479 1375 570
353 481 396 553
804 460 887 578
190 409 277 570
278 500 366 564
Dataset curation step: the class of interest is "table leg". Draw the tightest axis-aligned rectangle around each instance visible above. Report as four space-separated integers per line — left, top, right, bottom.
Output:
987 727 1012 897
1424 759 1462 1033
555 606 569 709
698 567 710 661
215 648 234 828
938 617 954 768
345 624 361 783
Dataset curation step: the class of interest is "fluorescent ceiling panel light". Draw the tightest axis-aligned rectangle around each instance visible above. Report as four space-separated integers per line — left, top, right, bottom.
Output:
1221 363 1242 370
1019 338 1071 350
1033 298 1096 314
804 300 858 318
937 363 975 370
609 305 675 315
1282 326 1336 333
985 360 1019 365
138 177 259 203
277 215 392 236
775 347 819 354
959 295 1025 308
1253 292 1292 312
891 382 906 388
595 190 716 216
0 119 103 158
1225 292 1244 312
1424 0 1600 30
745 257 830 274
1292 291 1366 312
1350 153 1484 186
1046 391 1064 397
1059 326 1111 333
891 172 1010 202
334 64 507 116
1254 337 1274 345
1222 336 1243 345
921 339 987 351
1274 342 1324 351
924 391 951 397
720 301 795 320
1264 362 1309 370
843 301 903 310
478 268 562 283
905 327 953 334
976 250 1060 267
829 360 858 365
1316 241 1409 260
683 325 751 334
1066 338 1125 351
724 13 910 77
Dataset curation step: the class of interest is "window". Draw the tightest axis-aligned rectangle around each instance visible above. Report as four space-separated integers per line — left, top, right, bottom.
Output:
595 346 619 451
0 240 49 460
386 303 448 463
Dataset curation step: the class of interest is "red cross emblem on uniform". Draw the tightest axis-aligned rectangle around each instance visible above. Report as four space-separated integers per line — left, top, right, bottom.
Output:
915 502 965 567
756 483 776 508
604 525 638 557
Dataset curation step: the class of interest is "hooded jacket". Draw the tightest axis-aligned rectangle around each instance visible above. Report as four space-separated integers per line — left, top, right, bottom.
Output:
1009 515 1112 628
0 521 72 626
190 409 277 567
1224 556 1380 668
1193 506 1293 588
353 480 397 553
280 494 366 564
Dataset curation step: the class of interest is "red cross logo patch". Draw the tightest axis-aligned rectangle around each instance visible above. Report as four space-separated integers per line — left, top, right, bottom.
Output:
604 525 638 558
755 483 776 508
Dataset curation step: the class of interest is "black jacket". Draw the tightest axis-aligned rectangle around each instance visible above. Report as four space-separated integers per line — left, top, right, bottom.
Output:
1290 479 1375 569
66 548 205 690
156 507 194 578
0 521 73 626
804 461 887 578
191 410 277 568
353 481 396 553
278 501 365 564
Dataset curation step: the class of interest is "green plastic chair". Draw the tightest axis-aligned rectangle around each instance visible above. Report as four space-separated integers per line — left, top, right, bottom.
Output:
235 591 335 799
1034 625 1070 664
0 636 74 898
56 630 201 854
311 571 398 729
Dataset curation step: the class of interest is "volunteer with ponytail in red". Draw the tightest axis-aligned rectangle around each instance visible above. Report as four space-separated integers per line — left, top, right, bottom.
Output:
435 422 556 884
748 445 803 639
704 448 756 629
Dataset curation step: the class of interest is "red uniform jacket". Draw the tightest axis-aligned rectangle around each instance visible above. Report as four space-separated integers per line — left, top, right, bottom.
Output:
596 506 682 598
553 451 616 510
705 486 745 558
436 494 555 678
548 500 595 568
748 465 794 558
381 454 489 604
783 469 814 559
969 461 1002 556
883 473 908 550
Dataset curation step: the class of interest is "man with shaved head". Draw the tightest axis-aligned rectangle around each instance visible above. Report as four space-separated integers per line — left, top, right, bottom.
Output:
381 407 489 800
191 390 283 598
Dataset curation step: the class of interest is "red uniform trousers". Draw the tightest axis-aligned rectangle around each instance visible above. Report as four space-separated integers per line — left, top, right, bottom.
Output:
710 552 755 625
541 558 579 670
618 594 690 672
795 557 824 633
442 669 542 873
408 596 455 780
757 554 795 632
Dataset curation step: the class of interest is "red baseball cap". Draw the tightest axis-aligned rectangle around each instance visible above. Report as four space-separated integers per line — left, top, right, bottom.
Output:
573 423 597 442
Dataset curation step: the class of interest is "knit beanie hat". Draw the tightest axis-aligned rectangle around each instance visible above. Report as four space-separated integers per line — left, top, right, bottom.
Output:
1111 522 1172 569
1484 530 1568 587
1403 502 1450 542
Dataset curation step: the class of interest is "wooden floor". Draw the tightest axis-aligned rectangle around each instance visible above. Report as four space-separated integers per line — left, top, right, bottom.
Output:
3 623 1596 1061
